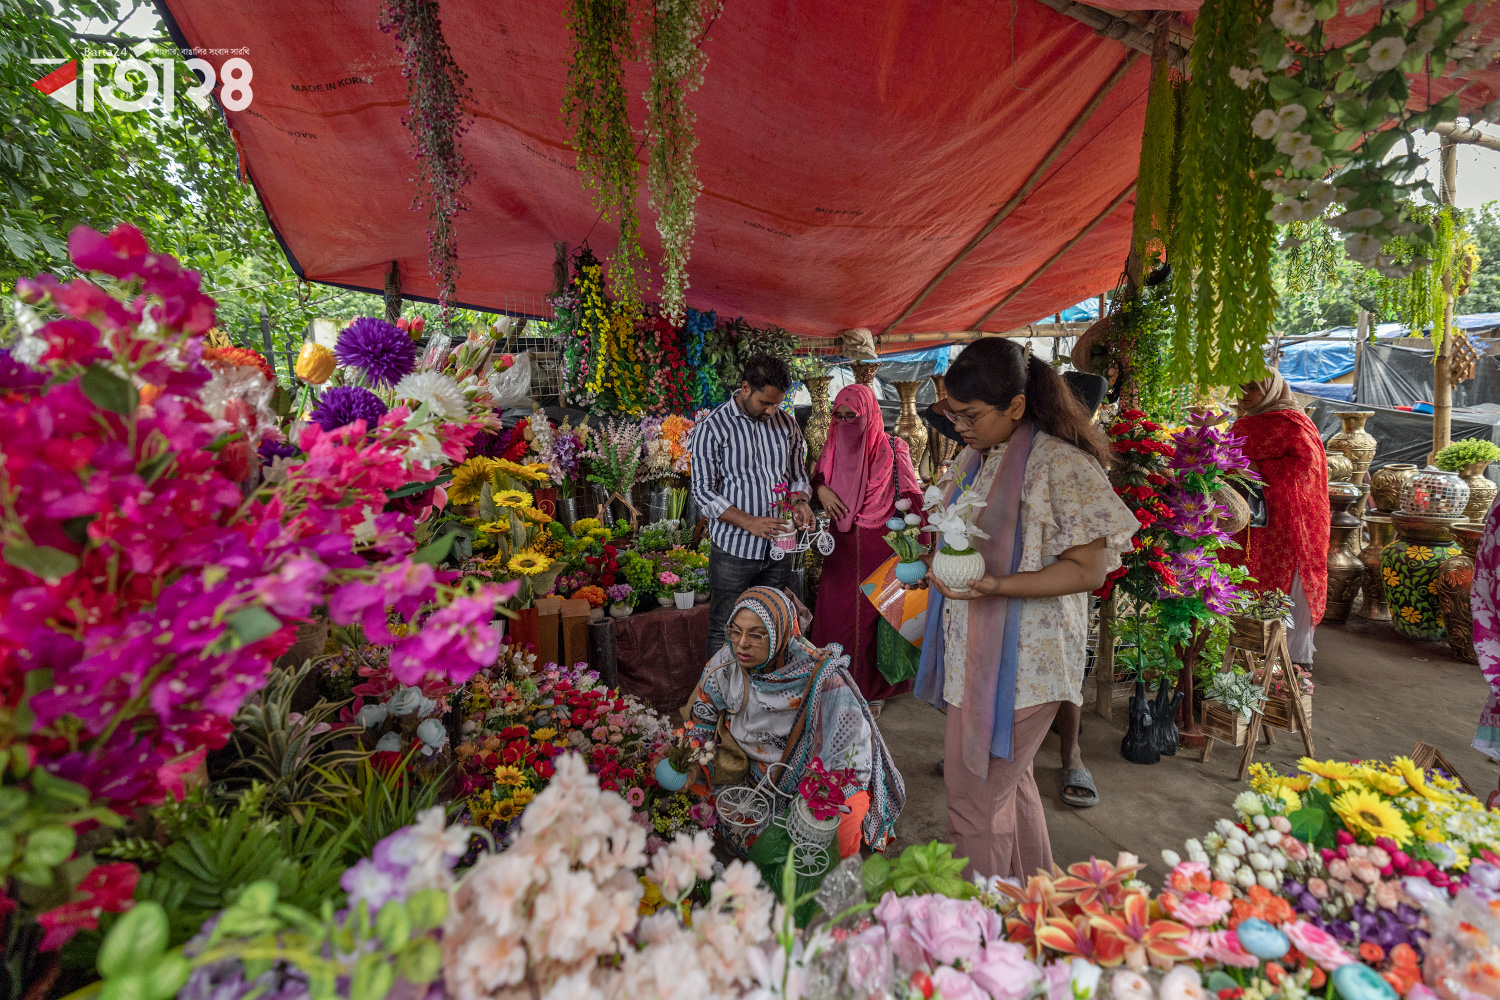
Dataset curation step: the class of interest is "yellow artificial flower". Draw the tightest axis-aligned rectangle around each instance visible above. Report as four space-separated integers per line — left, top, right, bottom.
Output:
494 765 526 787
533 727 558 741
493 489 533 509
507 550 553 576
494 459 551 484
572 517 603 537
639 875 666 915
295 341 336 384
1383 567 1400 588
1406 545 1433 561
1299 758 1359 782
512 786 535 807
520 506 553 525
495 799 519 822
1400 606 1422 624
588 527 613 543
1272 786 1303 812
449 457 500 504
1358 768 1407 797
1393 756 1450 803
1332 787 1413 844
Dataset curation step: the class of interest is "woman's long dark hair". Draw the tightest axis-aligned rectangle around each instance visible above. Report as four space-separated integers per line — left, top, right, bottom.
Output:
945 338 1113 467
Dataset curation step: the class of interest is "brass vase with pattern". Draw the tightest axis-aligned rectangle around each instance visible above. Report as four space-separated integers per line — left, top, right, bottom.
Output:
1437 522 1484 664
1461 461 1498 523
851 361 881 386
803 374 834 467
1356 513 1394 621
1370 464 1419 514
1325 482 1364 623
891 380 929 474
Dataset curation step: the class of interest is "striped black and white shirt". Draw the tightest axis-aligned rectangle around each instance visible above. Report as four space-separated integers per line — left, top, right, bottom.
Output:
689 394 810 560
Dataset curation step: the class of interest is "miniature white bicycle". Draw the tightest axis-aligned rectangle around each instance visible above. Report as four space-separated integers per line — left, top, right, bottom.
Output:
768 515 835 560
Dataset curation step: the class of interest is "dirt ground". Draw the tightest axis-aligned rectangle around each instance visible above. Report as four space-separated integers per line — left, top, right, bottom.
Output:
874 613 1498 878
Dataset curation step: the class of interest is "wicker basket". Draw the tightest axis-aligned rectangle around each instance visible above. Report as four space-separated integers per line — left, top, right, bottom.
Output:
1201 700 1249 747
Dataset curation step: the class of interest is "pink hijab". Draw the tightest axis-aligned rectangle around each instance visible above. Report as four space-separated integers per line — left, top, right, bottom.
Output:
813 384 921 532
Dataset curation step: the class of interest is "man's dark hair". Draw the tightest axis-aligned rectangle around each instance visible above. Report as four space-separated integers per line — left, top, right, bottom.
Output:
740 354 791 393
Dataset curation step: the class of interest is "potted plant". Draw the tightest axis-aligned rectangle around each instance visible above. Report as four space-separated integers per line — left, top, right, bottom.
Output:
684 565 710 603
922 485 990 590
658 570 690 608
655 728 714 791
1435 437 1500 521
573 584 607 621
883 497 928 584
768 482 798 551
606 583 634 618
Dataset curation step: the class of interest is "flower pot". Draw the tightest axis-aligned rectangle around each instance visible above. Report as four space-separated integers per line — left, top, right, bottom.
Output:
1383 513 1463 641
608 603 633 619
673 591 694 610
1462 461 1498 522
655 758 689 791
588 607 605 622
1437 522 1484 664
1370 464 1419 514
657 596 675 607
694 591 709 604
556 496 579 529
1400 467 1470 517
1120 681 1161 765
931 549 986 591
895 560 929 586
1148 677 1183 755
773 531 798 551
1356 514 1395 621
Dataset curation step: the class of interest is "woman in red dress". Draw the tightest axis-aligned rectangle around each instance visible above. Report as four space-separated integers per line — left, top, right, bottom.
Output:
1225 375 1330 667
810 384 923 708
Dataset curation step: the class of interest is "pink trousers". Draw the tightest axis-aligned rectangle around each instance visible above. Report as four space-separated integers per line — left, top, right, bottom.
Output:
943 700 1061 880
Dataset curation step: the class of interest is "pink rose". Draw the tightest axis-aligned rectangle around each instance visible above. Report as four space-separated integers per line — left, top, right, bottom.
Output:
912 899 985 966
932 967 985 1000
1328 858 1351 881
1307 877 1330 900
1184 930 1258 969
968 940 1040 1000
1283 920 1354 971
1282 838 1309 862
1171 891 1231 928
845 926 893 996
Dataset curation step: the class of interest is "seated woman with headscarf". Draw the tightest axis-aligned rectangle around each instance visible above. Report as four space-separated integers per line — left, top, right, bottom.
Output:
680 586 905 857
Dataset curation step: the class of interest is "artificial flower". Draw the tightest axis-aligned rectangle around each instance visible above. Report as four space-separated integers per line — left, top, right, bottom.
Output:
1331 788 1413 844
335 316 416 387
508 550 553 576
308 385 389 432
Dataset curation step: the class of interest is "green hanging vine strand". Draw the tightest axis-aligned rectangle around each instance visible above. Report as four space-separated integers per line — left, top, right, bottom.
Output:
563 0 648 318
644 0 721 325
1170 0 1277 387
1131 55 1178 269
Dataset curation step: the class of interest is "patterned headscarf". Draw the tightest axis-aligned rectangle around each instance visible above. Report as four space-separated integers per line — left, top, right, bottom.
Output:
730 585 801 673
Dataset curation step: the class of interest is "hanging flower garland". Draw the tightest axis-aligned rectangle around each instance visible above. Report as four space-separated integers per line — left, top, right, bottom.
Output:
682 307 722 408
644 0 721 323
1250 0 1490 272
592 301 648 416
1375 205 1478 354
636 306 695 415
575 250 610 406
379 0 475 323
563 0 648 317
1169 0 1277 388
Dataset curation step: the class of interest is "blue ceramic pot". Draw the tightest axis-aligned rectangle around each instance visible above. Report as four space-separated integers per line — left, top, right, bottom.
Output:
655 758 689 791
895 560 928 585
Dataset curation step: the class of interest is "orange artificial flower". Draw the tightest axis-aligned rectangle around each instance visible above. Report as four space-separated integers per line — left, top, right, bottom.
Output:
1266 963 1286 986
1360 942 1386 963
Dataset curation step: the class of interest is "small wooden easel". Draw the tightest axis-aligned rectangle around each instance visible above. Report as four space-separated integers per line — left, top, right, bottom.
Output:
1199 617 1315 778
1410 741 1477 799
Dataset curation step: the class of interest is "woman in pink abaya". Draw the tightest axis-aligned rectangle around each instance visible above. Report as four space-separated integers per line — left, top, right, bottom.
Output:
810 383 923 707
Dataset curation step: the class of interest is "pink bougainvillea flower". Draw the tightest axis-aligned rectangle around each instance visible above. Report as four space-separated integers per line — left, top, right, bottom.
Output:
36 862 138 951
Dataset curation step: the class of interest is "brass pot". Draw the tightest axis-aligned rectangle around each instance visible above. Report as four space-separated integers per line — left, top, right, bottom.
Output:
1356 513 1394 621
1369 463 1419 513
891 380 929 473
1328 410 1378 476
803 375 834 466
1326 451 1354 483
1461 460 1498 523
1437 522 1485 663
851 361 881 386
1325 483 1364 623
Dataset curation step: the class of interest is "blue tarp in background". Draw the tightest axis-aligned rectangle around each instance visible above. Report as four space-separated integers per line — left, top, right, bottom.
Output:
1288 379 1354 402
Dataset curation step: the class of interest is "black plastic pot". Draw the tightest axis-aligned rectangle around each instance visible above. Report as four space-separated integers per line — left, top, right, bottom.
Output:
1150 677 1185 756
1120 681 1161 765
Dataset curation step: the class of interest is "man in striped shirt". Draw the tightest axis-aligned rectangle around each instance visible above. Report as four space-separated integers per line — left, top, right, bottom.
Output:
690 354 815 657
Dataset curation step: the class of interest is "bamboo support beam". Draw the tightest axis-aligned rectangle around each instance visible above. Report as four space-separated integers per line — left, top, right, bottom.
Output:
1033 0 1191 65
1432 121 1500 153
881 52 1141 336
1433 142 1458 458
971 183 1136 329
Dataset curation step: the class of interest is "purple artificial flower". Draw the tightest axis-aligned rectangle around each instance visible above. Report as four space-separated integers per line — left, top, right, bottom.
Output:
1162 489 1223 538
606 583 633 603
335 316 415 386
1168 425 1255 478
308 385 388 432
468 420 513 459
1197 568 1241 614
257 438 299 464
1166 547 1216 582
0 349 45 391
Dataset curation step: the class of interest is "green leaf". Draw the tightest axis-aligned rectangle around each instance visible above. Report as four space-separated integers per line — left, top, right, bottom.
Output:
386 473 453 500
1287 806 1326 845
375 900 411 951
143 951 190 1000
98 901 170 978
350 952 396 1000
136 450 176 483
396 938 443 984
24 824 76 867
3 542 79 581
411 531 459 566
1207 971 1239 995
233 879 280 916
13 860 53 886
406 888 448 932
81 364 139 416
1268 75 1301 102
31 767 89 809
99 973 149 1000
226 607 283 645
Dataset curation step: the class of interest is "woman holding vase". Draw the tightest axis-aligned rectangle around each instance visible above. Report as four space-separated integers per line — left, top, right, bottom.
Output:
916 339 1138 880
810 384 925 709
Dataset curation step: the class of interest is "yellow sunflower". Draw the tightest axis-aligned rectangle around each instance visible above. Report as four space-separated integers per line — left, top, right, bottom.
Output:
1357 768 1407 797
1299 758 1359 782
507 549 553 576
1383 567 1401 588
512 786 535 807
495 799 519 822
494 765 526 787
449 457 500 504
493 489 533 509
1400 606 1422 624
1393 756 1450 803
1332 787 1413 843
1407 545 1434 561
519 505 553 525
495 459 551 484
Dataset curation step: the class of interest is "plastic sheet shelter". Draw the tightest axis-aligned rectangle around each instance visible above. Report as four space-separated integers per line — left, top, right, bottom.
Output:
155 0 1500 339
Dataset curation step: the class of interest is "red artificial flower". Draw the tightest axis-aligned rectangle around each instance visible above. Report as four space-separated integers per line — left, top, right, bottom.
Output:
37 863 139 951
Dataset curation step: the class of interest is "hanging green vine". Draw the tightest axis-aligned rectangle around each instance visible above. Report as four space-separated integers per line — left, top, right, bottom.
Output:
644 0 720 325
563 0 648 318
379 0 475 324
1279 219 1341 296
1131 55 1178 269
1375 205 1472 353
1169 0 1276 388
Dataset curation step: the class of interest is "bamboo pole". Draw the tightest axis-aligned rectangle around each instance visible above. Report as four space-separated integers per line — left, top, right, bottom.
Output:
881 52 1142 336
1433 143 1458 459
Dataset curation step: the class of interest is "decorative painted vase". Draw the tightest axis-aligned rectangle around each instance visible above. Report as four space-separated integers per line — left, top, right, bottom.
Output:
532 486 558 519
609 603 633 619
1356 513 1395 621
895 560 929 585
654 758 689 791
803 375 834 465
1326 451 1354 484
851 360 881 387
1383 513 1463 641
932 548 986 591
1461 460 1498 522
1437 522 1484 664
673 592 694 610
1327 411 1378 475
891 380 930 474
1369 464 1419 513
1400 467 1470 517
1325 483 1365 624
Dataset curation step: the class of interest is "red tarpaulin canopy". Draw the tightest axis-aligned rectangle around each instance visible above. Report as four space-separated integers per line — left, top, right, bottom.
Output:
156 0 1500 340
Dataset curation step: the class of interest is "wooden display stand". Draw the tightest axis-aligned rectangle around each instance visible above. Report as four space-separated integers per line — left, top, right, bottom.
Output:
1198 617 1315 778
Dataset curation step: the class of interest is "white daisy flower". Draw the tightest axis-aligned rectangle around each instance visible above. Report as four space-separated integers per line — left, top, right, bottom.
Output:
395 370 468 419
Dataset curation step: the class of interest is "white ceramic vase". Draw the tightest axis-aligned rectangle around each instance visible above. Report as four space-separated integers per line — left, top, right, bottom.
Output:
931 549 986 591
673 592 694 610
608 603 633 619
657 595 675 607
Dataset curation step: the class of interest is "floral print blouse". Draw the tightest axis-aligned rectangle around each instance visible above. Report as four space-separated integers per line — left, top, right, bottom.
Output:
941 433 1140 710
